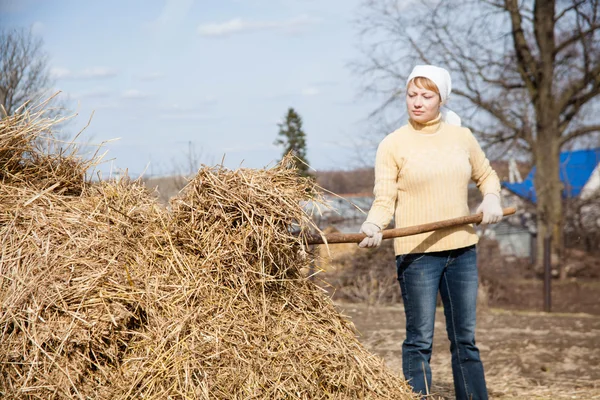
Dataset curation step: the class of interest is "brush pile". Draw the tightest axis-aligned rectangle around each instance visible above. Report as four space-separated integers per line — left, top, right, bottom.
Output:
0 104 418 399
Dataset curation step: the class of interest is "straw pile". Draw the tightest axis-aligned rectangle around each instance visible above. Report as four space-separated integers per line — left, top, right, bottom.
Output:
0 105 418 399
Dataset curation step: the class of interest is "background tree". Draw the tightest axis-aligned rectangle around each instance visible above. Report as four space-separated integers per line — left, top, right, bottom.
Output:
274 107 311 177
0 27 53 118
354 0 600 276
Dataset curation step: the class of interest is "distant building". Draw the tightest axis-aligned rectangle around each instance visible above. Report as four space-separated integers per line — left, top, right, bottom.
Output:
310 194 374 233
479 213 535 259
491 147 600 258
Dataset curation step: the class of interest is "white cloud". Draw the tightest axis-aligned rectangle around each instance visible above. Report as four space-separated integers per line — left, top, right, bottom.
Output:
121 89 150 99
164 98 217 111
139 72 165 81
31 21 45 35
312 80 339 87
50 67 72 79
50 66 118 80
158 112 217 121
198 15 319 37
80 67 118 79
199 96 218 105
301 87 320 96
94 103 119 110
72 87 112 99
156 0 194 30
146 0 194 43
264 86 321 100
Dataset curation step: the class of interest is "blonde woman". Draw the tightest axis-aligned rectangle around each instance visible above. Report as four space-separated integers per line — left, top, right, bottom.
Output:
359 65 502 400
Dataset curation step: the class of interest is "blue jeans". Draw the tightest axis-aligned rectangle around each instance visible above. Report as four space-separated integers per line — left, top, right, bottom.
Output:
396 245 488 400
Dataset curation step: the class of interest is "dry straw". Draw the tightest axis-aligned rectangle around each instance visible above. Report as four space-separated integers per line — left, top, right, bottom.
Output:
0 102 418 399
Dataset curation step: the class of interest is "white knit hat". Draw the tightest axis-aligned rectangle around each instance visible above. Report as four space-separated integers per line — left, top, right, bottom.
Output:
407 64 461 126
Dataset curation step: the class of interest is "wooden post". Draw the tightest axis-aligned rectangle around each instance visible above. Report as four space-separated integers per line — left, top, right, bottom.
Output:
543 234 552 313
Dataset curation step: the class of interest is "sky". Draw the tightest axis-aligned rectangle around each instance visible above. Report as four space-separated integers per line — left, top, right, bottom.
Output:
1 0 386 178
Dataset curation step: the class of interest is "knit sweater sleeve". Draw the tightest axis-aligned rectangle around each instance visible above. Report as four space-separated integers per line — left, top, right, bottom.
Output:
467 129 501 197
365 136 399 229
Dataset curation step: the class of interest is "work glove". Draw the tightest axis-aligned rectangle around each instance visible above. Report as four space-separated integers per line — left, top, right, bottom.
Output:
358 222 383 248
476 193 503 224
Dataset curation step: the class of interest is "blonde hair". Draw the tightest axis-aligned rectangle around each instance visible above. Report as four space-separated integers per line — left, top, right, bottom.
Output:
408 76 440 96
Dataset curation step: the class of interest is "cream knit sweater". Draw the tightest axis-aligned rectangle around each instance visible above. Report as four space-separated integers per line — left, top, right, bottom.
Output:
365 114 501 255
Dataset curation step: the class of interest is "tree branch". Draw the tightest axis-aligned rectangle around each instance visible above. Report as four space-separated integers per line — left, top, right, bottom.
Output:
561 124 600 145
554 24 600 56
505 0 538 93
452 87 533 148
554 0 588 23
557 63 600 113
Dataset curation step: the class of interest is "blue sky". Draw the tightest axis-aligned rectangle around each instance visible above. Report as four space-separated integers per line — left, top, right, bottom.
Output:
1 0 386 178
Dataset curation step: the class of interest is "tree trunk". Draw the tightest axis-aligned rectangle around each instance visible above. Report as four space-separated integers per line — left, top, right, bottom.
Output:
534 133 563 278
533 0 564 278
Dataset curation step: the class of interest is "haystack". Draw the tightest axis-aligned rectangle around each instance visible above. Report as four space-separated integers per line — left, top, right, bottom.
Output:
0 104 418 399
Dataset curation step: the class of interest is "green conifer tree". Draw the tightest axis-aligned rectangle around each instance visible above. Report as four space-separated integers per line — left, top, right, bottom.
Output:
274 107 310 177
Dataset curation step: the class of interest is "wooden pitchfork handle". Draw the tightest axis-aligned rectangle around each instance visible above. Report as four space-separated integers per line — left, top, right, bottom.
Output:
303 207 517 245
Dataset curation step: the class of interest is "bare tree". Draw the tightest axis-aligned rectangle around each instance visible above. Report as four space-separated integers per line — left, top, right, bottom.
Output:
564 188 600 254
354 0 600 275
316 168 375 195
0 27 53 118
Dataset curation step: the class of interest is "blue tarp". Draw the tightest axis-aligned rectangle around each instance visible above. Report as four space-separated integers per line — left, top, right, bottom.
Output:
502 147 600 204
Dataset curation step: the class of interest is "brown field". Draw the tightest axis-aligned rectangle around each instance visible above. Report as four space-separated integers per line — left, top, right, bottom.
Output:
315 236 600 399
339 302 600 399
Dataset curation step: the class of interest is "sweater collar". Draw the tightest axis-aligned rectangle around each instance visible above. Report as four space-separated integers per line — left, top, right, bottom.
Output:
408 113 442 134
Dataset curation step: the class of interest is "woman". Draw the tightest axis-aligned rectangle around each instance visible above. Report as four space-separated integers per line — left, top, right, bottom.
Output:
358 65 502 400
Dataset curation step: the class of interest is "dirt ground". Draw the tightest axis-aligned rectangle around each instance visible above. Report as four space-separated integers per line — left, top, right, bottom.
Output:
482 278 600 316
337 302 600 399
315 232 600 398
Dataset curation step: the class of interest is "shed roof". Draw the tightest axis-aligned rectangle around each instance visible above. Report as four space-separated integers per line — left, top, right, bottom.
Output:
502 147 600 204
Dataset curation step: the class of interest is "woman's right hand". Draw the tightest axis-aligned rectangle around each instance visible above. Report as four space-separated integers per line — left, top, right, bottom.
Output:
358 222 383 248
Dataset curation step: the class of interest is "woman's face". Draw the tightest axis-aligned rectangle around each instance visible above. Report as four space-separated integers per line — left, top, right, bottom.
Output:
406 82 441 123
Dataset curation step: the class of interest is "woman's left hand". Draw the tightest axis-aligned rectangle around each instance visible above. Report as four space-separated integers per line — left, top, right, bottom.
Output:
476 193 503 224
